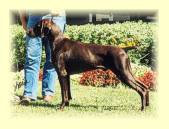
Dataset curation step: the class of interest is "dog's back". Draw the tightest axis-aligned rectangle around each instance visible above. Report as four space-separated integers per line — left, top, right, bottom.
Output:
52 38 127 74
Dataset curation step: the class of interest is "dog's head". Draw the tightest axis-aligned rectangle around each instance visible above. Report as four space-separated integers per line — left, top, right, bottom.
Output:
27 19 61 38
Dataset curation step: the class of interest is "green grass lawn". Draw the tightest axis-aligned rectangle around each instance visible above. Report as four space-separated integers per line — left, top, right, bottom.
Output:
11 75 157 118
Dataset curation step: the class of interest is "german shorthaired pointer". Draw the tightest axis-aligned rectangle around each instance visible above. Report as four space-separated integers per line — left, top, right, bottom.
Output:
28 19 149 111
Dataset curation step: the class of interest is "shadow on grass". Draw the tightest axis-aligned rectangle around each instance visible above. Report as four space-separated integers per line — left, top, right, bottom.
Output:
24 101 139 111
68 103 139 111
16 95 140 111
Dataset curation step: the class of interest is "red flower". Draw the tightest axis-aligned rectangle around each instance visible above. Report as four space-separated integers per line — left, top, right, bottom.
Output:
80 68 157 90
138 71 157 90
79 69 120 87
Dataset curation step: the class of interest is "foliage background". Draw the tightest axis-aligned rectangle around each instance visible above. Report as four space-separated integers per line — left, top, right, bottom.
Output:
10 21 157 71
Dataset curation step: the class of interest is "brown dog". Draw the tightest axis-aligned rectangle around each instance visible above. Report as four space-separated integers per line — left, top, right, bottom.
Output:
28 19 149 111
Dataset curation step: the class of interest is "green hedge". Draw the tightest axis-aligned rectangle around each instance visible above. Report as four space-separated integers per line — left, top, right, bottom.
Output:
65 21 157 68
10 24 46 71
10 21 157 71
10 25 26 71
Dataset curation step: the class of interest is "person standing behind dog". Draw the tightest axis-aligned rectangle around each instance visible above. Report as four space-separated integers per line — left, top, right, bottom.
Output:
19 10 66 104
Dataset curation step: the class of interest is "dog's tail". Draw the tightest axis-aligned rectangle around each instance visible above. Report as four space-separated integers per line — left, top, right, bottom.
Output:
121 46 137 52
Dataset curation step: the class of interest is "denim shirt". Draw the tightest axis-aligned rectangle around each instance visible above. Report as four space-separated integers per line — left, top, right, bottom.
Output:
27 10 66 32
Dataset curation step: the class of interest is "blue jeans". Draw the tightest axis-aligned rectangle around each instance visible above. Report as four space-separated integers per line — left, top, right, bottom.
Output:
24 14 66 100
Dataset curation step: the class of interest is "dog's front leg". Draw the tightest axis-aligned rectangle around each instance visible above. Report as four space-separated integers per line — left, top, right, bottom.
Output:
58 75 70 109
67 75 72 101
57 53 68 76
57 53 70 109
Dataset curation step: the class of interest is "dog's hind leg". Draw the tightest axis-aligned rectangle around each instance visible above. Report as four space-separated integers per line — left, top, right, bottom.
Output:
110 54 146 110
126 58 149 106
118 72 146 111
145 90 149 106
128 78 149 107
135 79 149 106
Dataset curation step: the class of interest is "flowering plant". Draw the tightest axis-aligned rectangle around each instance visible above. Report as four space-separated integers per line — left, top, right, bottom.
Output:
138 71 157 90
79 64 157 90
80 69 120 87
